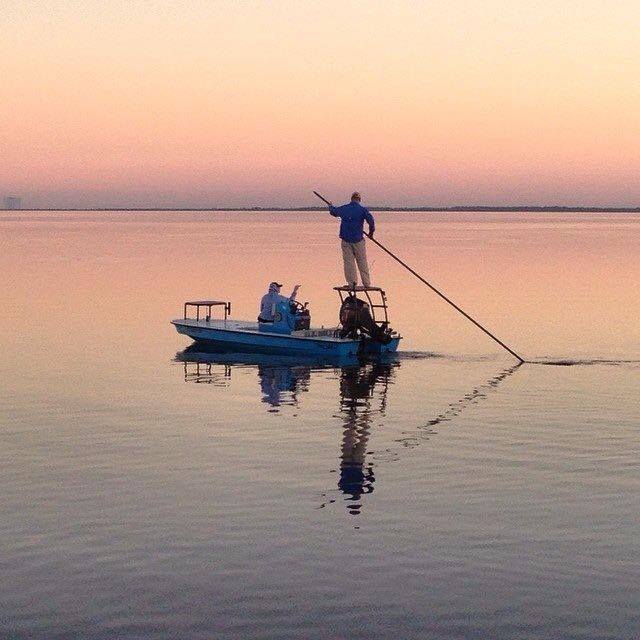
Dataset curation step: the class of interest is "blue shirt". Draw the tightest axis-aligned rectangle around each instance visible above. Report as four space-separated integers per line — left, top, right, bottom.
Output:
329 201 375 243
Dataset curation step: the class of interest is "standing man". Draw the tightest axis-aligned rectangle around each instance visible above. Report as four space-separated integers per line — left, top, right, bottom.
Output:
328 192 375 288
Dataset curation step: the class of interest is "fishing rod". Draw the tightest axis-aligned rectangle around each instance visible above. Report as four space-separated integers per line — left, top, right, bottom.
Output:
313 190 526 364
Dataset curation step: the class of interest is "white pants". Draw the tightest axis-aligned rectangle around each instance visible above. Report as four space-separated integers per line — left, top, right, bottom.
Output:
341 239 371 287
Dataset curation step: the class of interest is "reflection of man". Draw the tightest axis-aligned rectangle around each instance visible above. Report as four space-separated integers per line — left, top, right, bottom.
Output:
327 192 375 288
337 364 392 515
339 417 375 513
258 281 301 323
258 365 311 407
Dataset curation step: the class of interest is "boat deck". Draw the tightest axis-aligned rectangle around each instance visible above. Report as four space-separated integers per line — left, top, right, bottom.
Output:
172 318 351 342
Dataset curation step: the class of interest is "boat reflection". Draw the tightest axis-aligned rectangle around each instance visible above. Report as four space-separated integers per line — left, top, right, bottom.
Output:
176 344 398 514
177 344 359 406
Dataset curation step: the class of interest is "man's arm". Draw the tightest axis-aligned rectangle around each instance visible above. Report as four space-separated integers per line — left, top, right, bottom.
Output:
288 284 301 300
329 203 342 218
364 209 375 238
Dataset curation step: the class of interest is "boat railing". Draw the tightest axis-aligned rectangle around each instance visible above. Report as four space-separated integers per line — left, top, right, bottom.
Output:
332 286 390 328
184 300 231 322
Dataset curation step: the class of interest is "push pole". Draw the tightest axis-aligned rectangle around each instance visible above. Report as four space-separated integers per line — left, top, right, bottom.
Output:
313 190 526 364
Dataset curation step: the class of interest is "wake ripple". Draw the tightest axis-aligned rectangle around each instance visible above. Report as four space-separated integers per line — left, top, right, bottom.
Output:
396 351 501 362
526 358 640 367
400 352 640 367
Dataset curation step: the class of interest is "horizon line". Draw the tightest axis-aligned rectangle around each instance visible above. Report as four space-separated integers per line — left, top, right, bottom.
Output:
2 205 639 213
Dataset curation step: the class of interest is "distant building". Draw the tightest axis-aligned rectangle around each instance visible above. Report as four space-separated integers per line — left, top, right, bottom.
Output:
4 196 22 210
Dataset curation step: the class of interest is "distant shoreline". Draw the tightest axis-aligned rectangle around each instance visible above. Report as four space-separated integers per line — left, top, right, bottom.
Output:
2 206 639 213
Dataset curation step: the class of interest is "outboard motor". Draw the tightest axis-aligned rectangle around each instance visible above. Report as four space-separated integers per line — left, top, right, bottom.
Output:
339 295 393 344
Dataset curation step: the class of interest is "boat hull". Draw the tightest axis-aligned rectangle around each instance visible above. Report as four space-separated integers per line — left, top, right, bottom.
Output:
171 319 401 357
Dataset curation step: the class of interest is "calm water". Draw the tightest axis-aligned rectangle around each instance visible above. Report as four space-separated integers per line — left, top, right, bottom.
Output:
1 210 639 639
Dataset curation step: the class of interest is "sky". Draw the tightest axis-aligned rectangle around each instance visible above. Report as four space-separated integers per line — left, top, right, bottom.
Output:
2 0 639 208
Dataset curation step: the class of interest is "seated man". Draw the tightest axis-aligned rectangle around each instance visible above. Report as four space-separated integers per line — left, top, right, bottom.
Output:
258 281 301 323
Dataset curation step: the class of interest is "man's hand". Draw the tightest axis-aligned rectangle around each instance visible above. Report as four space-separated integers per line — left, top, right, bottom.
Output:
294 284 301 291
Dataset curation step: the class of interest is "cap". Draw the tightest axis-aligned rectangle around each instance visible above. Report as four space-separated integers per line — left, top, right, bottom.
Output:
270 281 283 288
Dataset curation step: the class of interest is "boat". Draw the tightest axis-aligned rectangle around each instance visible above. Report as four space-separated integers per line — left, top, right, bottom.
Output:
171 286 402 358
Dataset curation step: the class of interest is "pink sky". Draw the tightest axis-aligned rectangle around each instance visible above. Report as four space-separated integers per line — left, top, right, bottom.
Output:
2 1 639 208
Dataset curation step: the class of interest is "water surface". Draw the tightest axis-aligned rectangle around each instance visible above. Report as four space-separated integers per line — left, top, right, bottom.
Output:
1 211 639 639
